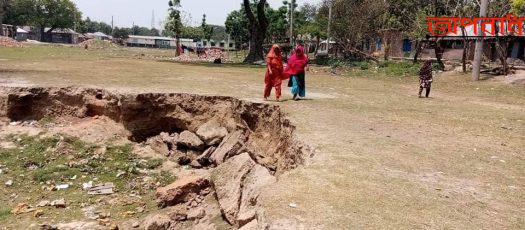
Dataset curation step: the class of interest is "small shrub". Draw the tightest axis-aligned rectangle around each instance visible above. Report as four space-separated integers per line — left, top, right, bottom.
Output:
359 62 370 70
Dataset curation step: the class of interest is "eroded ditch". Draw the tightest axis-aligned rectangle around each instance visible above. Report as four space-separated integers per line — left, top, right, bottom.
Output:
0 87 312 229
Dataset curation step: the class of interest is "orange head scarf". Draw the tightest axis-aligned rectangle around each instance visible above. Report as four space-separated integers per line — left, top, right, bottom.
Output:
267 44 282 60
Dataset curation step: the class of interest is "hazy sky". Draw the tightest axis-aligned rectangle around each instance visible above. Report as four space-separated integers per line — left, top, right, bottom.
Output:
72 0 321 28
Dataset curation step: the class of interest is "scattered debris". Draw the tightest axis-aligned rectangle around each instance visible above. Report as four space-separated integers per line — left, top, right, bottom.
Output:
83 181 94 190
51 198 66 208
288 203 298 208
87 182 115 195
5 179 13 187
11 203 36 214
36 200 51 207
34 209 44 218
39 224 58 230
55 184 70 190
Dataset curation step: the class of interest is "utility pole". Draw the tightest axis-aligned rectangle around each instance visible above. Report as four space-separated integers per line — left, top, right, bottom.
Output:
111 16 114 34
151 10 155 29
472 0 488 81
327 0 333 52
289 0 295 46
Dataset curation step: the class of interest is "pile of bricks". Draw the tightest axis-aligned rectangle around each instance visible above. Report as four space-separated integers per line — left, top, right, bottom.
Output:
0 36 23 48
173 48 229 63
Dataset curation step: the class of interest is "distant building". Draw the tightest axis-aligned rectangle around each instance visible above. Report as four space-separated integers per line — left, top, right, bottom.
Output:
16 28 29 41
423 23 525 61
0 24 16 38
42 28 80 44
86 32 113 41
196 39 236 50
126 35 235 50
127 35 192 49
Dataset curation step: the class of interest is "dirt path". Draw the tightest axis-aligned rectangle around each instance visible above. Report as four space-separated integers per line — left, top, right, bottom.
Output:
1 47 524 229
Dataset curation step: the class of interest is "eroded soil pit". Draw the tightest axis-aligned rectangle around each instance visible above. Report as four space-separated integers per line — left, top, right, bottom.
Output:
0 87 311 229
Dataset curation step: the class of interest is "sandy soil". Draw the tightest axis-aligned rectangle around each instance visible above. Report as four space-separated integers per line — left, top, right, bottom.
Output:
0 45 524 229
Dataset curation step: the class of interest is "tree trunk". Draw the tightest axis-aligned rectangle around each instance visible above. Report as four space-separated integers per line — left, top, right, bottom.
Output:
462 41 469 73
472 0 489 81
496 41 509 75
175 36 181 56
413 40 422 63
40 27 45 42
461 27 468 73
242 0 268 64
384 43 390 61
244 27 265 63
434 40 445 70
383 34 391 61
314 37 320 55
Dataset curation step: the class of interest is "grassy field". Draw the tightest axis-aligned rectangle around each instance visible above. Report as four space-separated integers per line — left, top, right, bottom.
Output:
0 44 524 229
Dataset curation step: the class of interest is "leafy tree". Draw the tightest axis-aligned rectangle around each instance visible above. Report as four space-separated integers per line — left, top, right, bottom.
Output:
130 25 155 36
180 26 204 39
330 0 384 60
0 0 11 26
225 9 249 45
149 28 160 36
5 0 81 41
33 0 82 40
94 21 112 34
266 6 288 42
166 0 183 56
201 14 213 40
112 27 129 39
3 0 38 27
512 0 525 14
296 3 327 54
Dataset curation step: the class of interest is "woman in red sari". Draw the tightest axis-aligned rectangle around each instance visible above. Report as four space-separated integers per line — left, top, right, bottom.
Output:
264 44 284 101
285 45 309 100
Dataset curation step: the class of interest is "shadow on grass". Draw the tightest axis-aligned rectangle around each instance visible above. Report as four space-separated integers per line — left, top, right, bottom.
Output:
156 60 266 69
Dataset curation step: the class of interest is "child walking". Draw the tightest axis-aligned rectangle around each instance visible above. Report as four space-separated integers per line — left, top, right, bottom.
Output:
419 60 433 98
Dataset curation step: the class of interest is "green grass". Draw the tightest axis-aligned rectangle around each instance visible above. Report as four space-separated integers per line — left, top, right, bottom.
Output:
140 158 164 170
0 208 11 221
0 134 176 226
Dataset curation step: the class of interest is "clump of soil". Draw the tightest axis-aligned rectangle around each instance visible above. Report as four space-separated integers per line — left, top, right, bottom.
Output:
0 86 311 229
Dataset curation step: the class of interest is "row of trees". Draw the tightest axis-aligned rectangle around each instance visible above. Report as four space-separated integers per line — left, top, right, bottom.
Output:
226 0 524 64
1 0 81 40
0 0 164 41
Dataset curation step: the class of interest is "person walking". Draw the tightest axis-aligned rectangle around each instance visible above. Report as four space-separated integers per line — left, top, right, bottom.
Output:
264 44 284 102
418 60 434 98
286 45 309 101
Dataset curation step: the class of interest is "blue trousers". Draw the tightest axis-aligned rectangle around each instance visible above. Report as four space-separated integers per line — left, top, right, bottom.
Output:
290 72 306 97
